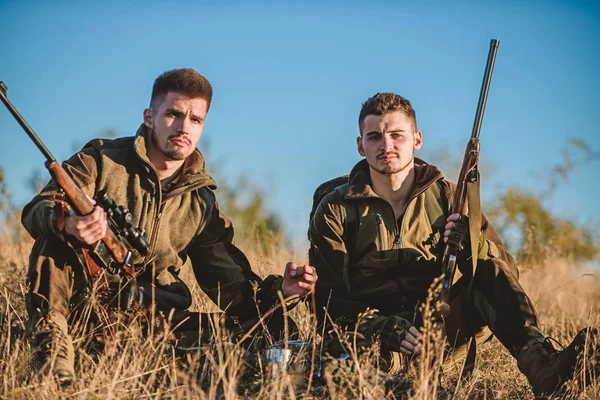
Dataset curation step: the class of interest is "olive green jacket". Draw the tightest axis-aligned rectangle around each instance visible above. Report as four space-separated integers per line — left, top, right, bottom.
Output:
22 124 281 321
308 159 517 325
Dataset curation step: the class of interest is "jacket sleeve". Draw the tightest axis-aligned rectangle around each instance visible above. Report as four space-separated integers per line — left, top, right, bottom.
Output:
187 192 281 323
21 142 100 239
308 193 372 326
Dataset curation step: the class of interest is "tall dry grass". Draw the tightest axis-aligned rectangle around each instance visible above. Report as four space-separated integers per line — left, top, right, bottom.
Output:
1 226 599 399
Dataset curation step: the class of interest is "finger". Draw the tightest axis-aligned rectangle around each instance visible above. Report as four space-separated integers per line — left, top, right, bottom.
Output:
74 217 96 232
297 281 313 290
81 225 105 244
99 208 108 238
85 194 97 206
400 339 416 353
77 207 103 227
444 229 451 238
445 221 454 230
404 333 419 346
302 272 317 283
302 265 316 275
409 326 422 340
77 210 103 231
446 213 460 222
92 205 106 222
286 262 297 277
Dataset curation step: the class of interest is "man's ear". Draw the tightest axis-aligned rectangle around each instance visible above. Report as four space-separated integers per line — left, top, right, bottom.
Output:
414 130 423 150
357 136 365 157
143 108 153 129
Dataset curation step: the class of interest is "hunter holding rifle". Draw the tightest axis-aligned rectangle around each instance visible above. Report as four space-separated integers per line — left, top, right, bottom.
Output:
6 68 317 385
308 44 596 397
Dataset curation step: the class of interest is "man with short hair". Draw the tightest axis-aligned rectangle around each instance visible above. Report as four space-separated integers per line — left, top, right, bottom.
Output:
308 92 595 397
22 68 317 385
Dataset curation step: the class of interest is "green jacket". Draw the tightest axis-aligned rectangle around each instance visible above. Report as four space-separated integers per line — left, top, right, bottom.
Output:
22 124 281 321
308 159 517 325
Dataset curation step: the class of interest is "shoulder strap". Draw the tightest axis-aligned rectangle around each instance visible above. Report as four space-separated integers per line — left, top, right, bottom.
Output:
334 184 359 258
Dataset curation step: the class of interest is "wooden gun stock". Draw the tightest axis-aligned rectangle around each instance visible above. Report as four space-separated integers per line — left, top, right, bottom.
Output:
47 161 135 279
0 81 134 282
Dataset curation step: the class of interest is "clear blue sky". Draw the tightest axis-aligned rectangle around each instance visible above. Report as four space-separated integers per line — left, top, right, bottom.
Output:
1 0 598 245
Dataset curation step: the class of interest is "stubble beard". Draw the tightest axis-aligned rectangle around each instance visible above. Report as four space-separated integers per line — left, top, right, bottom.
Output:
370 155 414 176
151 127 187 161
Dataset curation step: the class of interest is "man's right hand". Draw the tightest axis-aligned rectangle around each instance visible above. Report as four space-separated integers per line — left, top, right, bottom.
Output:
63 195 108 245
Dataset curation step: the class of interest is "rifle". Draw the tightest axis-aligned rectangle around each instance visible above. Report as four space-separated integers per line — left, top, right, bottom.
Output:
437 39 500 322
0 82 150 289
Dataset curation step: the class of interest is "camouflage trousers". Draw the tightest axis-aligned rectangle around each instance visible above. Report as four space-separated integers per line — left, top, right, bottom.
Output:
444 257 539 357
26 236 292 346
27 236 192 334
325 258 539 373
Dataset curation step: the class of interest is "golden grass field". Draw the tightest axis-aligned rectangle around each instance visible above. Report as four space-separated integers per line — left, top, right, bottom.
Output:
1 225 599 399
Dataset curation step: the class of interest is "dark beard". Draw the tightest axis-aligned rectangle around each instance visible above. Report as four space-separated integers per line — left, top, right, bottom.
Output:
370 156 414 176
151 127 186 161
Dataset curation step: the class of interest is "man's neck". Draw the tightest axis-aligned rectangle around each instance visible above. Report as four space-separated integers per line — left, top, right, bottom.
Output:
370 162 415 214
146 141 185 181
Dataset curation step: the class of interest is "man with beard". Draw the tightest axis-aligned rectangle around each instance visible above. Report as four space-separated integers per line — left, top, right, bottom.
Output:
22 68 317 385
308 92 595 397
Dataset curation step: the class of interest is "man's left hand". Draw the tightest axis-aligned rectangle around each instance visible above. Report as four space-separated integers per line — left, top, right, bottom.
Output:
282 262 318 298
444 213 469 251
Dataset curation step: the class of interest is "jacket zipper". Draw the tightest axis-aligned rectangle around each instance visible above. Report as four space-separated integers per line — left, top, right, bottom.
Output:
375 199 402 248
137 192 150 236
142 189 163 267
376 213 385 259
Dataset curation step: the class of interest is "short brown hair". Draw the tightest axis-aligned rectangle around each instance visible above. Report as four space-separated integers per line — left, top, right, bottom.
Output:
358 93 417 132
150 68 213 111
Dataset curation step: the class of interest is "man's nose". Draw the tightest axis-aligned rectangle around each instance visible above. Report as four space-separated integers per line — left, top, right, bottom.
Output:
381 135 394 151
178 116 192 133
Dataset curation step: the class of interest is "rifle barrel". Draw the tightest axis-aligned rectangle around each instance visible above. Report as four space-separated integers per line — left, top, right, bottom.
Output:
0 82 56 162
471 39 500 140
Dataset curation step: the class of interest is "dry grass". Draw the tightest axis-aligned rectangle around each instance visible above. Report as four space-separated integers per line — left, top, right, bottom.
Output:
1 228 599 399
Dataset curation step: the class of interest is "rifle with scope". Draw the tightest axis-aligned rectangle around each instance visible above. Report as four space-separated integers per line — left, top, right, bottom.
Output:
0 81 150 289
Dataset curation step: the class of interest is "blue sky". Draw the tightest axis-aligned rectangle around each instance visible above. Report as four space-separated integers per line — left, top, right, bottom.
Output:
1 0 598 245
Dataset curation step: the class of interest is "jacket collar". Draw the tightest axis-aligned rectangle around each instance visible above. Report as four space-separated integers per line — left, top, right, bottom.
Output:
133 124 217 191
345 158 444 200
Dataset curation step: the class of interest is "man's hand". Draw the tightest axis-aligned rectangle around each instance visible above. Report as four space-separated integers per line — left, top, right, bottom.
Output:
281 262 318 298
444 213 469 251
63 195 108 245
366 315 423 355
400 326 423 355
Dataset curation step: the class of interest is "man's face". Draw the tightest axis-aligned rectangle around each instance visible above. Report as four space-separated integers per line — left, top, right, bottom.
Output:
143 91 208 161
357 111 422 176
